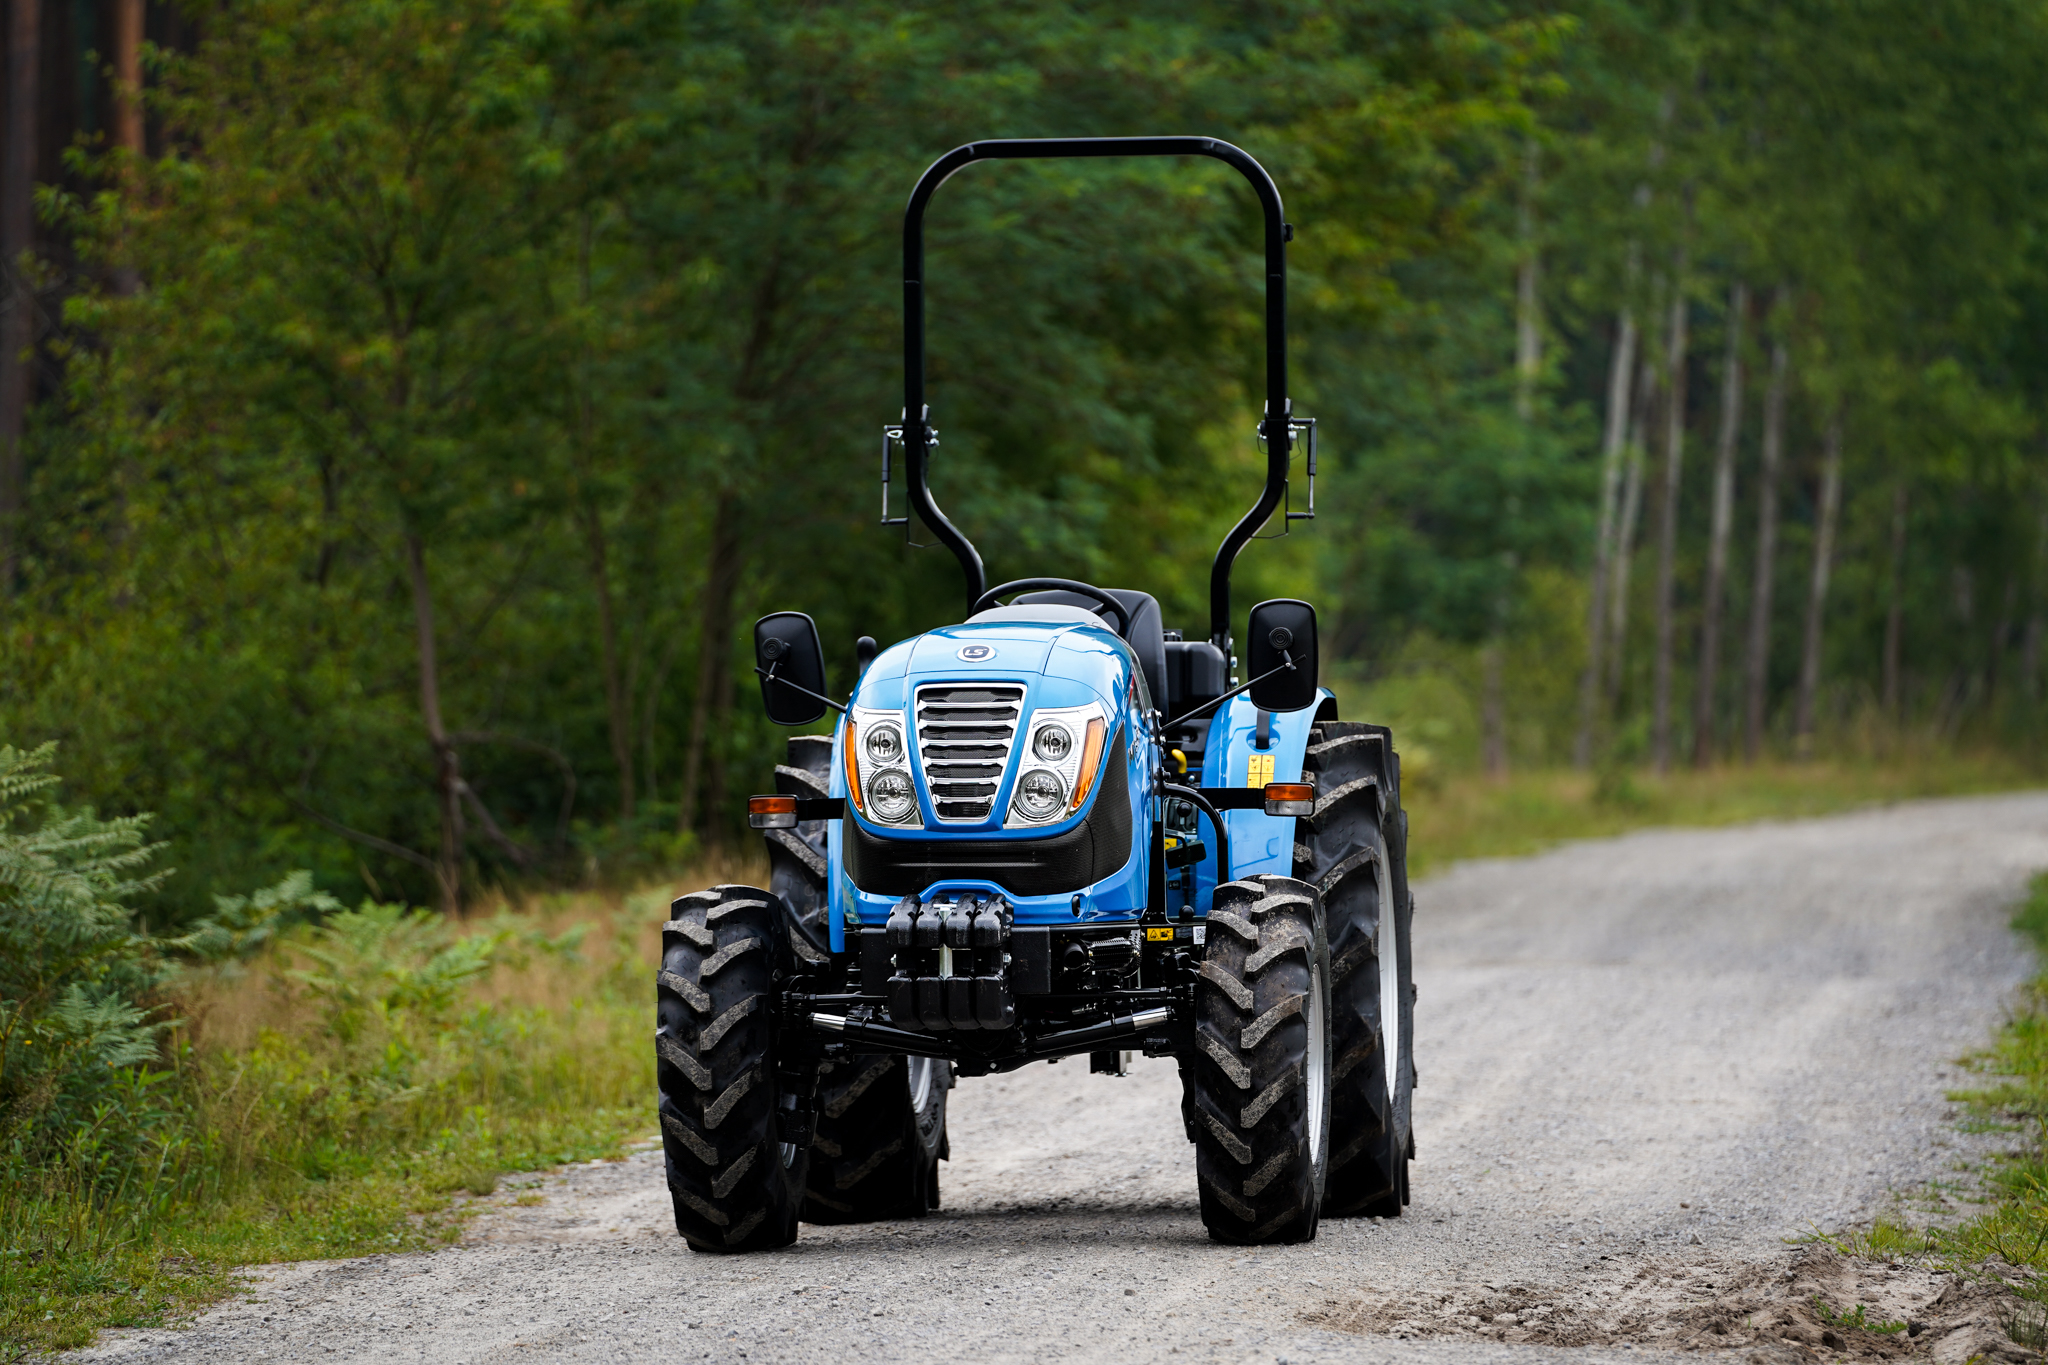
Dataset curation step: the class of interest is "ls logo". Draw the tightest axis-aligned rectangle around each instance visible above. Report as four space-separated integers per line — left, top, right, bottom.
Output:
956 643 997 663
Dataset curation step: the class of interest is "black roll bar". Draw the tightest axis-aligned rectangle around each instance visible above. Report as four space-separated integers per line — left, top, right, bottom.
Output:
901 136 1294 649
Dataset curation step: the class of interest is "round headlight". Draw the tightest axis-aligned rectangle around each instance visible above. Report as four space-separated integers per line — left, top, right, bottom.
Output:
1032 723 1073 763
863 722 904 766
867 769 916 822
1014 769 1067 821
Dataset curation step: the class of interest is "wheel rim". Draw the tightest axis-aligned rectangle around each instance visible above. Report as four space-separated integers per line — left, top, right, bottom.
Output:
1380 890 1401 1107
1305 954 1328 1168
906 1056 936 1114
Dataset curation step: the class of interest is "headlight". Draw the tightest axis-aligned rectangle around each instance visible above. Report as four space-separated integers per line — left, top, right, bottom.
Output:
864 722 904 766
867 769 916 822
1032 723 1072 763
1014 769 1066 821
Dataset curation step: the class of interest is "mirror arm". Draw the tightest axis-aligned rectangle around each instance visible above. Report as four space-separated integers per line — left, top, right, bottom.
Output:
1160 650 1294 733
754 662 848 715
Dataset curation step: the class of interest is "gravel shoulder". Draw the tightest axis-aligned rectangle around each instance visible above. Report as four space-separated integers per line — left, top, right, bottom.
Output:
74 791 2048 1364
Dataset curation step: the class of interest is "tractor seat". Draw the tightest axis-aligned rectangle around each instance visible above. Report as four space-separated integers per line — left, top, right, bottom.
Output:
1010 588 1167 711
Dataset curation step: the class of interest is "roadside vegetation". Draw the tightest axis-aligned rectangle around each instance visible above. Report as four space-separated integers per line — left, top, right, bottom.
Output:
0 744 683 1359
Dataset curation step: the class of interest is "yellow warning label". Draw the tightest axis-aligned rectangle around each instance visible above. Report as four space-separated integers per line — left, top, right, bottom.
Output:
1246 753 1275 787
1146 927 1176 942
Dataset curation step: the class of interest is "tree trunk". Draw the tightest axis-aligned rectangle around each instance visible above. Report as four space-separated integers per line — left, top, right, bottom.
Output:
0 0 42 592
2025 506 2047 705
582 501 635 821
1650 263 1690 773
1514 142 1542 423
1574 301 1638 768
678 494 744 838
113 0 145 157
1607 340 1658 702
1882 480 1908 722
1692 281 1747 767
1988 579 2016 710
1480 640 1508 778
404 532 465 911
1743 326 1789 761
1793 412 1844 759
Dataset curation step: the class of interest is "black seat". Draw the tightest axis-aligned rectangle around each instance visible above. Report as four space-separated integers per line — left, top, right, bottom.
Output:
1014 588 1167 711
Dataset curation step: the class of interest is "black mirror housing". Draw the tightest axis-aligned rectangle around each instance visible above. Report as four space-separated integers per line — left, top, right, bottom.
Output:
1245 599 1319 712
754 612 829 725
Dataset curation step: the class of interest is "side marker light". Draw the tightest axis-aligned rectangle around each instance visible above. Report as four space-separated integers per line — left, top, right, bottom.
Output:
748 794 798 829
1263 782 1315 818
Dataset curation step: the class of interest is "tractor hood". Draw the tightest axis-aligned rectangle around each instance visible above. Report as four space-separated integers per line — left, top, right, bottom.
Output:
852 619 1144 716
838 615 1149 849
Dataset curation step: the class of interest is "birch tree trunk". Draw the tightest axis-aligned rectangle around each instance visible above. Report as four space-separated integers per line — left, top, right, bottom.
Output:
1485 142 1541 778
0 0 41 592
1608 341 1658 702
405 533 466 911
1650 259 1690 773
1882 481 1908 722
1692 281 1747 766
1743 327 1789 760
1574 298 1638 768
1793 412 1844 759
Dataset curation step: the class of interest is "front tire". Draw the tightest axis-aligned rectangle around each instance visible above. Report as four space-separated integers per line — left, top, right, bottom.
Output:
1189 875 1333 1244
1297 720 1415 1217
655 884 811 1252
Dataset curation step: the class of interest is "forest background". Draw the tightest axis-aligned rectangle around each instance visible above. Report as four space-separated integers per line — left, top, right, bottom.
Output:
3 0 2047 918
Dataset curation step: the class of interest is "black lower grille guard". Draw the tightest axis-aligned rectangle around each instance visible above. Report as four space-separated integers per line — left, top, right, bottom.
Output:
792 995 1178 1067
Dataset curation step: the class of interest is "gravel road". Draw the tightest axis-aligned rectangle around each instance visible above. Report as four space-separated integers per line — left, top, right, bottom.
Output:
78 791 2048 1364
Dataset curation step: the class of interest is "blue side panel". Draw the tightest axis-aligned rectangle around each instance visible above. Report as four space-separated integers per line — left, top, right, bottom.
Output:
1197 689 1333 885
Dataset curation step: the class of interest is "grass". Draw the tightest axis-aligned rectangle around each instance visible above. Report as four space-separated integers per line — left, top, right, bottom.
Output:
0 851 763 1361
1401 752 2042 878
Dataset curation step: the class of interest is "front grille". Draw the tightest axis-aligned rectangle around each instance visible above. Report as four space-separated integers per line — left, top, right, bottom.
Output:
916 684 1024 822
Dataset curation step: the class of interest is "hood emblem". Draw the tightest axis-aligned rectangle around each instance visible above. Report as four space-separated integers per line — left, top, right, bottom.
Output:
956 643 997 663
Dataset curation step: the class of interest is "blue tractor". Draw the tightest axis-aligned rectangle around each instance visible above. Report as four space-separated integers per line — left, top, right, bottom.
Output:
655 138 1413 1251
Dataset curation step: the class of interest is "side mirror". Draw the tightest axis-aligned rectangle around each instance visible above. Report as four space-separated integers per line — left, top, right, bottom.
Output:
754 612 829 725
1246 599 1319 712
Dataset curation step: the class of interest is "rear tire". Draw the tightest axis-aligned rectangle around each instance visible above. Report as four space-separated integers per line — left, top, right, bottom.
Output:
655 884 811 1252
766 734 833 967
1296 720 1414 1218
763 736 956 1223
1189 875 1332 1245
803 1053 950 1223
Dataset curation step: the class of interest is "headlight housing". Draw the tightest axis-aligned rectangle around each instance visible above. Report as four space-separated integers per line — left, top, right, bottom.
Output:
1031 722 1072 763
1013 769 1067 821
1005 702 1108 828
848 706 916 824
867 769 916 822
863 722 904 766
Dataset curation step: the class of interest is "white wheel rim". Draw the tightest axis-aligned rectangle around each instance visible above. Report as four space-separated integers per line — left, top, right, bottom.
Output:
1305 955 1328 1167
906 1056 936 1113
1380 879 1401 1106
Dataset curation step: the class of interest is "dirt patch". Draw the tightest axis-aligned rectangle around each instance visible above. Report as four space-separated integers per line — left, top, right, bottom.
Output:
1310 1246 2042 1361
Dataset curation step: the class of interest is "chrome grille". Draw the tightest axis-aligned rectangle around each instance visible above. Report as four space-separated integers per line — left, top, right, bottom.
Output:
915 684 1024 822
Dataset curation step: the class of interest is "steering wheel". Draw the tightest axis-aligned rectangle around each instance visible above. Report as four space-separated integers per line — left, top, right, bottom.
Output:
971 578 1131 637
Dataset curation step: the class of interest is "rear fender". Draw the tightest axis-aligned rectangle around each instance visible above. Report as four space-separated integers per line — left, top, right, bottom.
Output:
1188 689 1337 895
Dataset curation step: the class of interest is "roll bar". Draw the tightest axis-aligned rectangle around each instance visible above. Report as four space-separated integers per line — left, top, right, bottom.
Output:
898 136 1298 649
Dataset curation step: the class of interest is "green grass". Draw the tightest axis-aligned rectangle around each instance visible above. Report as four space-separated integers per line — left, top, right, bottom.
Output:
1402 753 2042 878
0 886 686 1360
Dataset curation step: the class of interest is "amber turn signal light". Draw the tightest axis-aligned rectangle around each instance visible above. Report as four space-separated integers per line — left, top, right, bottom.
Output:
1263 782 1315 817
747 794 798 829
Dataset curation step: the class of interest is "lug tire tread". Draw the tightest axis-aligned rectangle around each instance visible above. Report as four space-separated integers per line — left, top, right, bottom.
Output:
1296 720 1415 1219
655 884 808 1252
